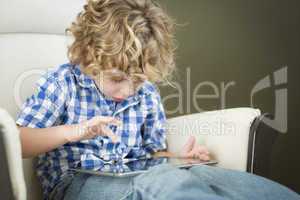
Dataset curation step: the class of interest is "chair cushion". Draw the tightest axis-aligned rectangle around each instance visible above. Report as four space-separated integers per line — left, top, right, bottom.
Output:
0 0 85 34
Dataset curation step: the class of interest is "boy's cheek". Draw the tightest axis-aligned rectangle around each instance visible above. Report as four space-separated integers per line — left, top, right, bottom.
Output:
100 84 117 97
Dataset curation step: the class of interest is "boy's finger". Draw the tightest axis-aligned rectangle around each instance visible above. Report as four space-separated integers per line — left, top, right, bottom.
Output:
95 116 122 126
200 154 210 161
87 116 121 128
182 136 196 153
196 146 209 155
100 125 118 143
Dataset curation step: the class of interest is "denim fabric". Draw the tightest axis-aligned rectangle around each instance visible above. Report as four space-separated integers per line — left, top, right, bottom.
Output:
62 173 133 200
51 164 300 200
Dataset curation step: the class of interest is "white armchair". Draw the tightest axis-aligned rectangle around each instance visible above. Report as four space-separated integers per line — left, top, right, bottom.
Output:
0 0 279 199
1 106 277 200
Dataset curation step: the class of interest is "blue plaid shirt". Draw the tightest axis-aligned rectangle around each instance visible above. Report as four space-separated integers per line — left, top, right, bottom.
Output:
16 63 167 198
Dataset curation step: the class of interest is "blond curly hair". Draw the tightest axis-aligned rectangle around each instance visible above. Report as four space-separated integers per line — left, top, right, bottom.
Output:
66 0 176 83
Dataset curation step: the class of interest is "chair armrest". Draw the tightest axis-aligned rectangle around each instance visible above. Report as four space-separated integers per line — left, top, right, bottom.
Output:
0 108 27 200
166 107 261 171
247 113 280 177
0 126 14 199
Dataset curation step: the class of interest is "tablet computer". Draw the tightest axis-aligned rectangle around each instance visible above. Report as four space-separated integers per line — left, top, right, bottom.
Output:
70 157 218 178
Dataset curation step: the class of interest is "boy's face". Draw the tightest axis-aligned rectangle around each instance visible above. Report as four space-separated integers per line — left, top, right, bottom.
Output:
93 69 147 102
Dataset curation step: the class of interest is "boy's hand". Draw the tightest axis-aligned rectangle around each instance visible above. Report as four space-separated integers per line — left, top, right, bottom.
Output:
65 116 121 142
179 136 210 161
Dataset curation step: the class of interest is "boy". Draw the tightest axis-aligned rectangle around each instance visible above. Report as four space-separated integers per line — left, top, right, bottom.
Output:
16 0 209 199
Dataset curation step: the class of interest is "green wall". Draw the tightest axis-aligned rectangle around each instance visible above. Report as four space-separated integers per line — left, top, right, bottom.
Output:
158 0 300 192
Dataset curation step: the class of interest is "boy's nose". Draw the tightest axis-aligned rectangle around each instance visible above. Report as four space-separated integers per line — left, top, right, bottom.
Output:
119 85 135 98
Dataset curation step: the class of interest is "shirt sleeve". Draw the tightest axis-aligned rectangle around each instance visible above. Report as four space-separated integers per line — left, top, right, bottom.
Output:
142 94 167 156
16 74 66 128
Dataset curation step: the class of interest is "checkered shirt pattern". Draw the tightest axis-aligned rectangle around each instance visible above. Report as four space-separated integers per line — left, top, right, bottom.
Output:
16 63 167 198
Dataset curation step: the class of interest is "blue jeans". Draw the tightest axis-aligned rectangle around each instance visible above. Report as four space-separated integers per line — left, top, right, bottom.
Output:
50 164 299 200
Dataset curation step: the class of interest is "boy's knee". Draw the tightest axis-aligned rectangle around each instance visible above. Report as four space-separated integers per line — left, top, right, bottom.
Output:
132 164 195 190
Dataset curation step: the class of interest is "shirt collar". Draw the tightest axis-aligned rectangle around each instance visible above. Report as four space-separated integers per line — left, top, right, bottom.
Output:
72 64 95 88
